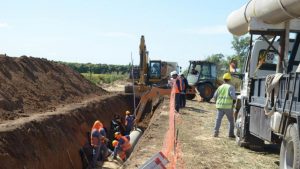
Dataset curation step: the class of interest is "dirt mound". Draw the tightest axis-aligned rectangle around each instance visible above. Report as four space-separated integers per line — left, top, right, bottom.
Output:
0 55 107 122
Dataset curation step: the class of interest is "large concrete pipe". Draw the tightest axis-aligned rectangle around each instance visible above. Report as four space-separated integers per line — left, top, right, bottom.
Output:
128 128 143 154
227 0 300 36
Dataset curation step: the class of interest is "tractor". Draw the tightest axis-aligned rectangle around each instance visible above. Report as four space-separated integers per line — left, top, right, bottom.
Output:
185 60 218 101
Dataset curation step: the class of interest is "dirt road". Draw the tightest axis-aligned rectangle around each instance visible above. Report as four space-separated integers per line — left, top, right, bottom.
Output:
125 98 280 169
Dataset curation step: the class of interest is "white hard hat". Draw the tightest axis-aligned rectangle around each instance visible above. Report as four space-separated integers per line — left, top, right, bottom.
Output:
170 71 178 76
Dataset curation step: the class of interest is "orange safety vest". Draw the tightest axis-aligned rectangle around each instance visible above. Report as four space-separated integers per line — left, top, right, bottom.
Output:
173 78 181 94
120 136 131 151
91 121 104 146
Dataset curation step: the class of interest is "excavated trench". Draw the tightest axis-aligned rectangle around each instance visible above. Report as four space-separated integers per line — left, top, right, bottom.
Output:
0 93 160 169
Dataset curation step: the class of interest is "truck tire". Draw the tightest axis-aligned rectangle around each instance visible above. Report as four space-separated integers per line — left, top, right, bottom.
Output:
235 112 248 147
186 94 196 100
280 123 300 169
197 83 214 102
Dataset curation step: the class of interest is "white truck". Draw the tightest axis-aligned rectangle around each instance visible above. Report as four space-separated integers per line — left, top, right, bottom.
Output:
227 1 300 168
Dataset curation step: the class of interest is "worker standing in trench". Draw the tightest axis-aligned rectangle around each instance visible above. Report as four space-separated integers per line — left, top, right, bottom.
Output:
213 73 236 138
124 110 135 135
90 120 110 167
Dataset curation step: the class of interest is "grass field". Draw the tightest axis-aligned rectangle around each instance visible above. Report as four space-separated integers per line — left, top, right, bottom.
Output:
81 72 128 84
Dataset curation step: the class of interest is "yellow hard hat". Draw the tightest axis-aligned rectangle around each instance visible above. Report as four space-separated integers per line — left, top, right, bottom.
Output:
126 111 130 115
223 73 231 80
112 140 119 147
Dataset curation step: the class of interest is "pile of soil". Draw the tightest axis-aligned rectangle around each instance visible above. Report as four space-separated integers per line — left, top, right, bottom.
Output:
0 55 107 122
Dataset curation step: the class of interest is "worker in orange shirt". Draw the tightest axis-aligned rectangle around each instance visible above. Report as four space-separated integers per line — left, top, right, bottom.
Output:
170 71 182 112
90 120 110 167
112 132 131 161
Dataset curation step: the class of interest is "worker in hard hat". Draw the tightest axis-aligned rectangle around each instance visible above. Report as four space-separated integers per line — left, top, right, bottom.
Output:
111 140 127 161
170 71 182 112
90 120 106 167
112 132 131 161
124 111 135 135
213 73 236 138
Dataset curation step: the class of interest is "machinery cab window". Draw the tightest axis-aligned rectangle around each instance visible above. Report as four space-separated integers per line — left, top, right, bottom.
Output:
149 60 161 79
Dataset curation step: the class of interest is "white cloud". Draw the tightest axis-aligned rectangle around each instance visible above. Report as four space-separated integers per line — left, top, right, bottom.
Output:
184 25 228 35
0 22 9 28
96 32 134 38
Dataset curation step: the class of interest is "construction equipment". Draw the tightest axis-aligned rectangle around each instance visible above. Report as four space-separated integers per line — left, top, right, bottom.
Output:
125 35 179 95
185 60 219 101
227 1 300 168
125 35 179 123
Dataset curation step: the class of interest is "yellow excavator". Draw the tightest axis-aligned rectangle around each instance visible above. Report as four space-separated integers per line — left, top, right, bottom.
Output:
125 35 178 122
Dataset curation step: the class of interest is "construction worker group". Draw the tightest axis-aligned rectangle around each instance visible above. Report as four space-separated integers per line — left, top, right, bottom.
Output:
170 71 188 113
170 71 237 138
90 110 135 167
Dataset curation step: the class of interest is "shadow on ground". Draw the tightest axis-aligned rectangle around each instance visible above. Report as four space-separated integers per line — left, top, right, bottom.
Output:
184 106 209 113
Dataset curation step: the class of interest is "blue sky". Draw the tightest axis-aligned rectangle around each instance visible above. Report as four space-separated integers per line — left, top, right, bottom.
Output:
0 0 246 69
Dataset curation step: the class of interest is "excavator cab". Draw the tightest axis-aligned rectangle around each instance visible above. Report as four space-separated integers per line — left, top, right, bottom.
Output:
148 60 162 83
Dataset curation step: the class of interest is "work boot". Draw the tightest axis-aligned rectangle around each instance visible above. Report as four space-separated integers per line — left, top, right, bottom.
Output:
213 133 218 137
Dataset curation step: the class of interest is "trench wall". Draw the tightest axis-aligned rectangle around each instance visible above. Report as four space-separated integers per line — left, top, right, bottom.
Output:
0 94 133 169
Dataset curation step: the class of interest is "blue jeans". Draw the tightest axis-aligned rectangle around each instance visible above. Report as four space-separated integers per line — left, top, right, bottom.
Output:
92 145 101 167
175 93 181 112
214 109 234 136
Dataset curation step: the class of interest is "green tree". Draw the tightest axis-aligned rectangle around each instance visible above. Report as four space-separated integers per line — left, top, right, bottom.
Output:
231 35 250 72
205 53 228 78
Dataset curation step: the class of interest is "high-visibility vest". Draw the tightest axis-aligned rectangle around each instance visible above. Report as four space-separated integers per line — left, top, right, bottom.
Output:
173 78 181 94
120 136 131 151
216 84 233 109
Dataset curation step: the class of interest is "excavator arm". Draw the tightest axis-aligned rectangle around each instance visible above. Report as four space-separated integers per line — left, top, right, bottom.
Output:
139 35 148 85
135 87 171 123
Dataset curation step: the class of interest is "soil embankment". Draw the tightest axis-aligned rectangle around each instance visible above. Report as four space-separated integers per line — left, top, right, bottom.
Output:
0 55 107 122
0 55 132 169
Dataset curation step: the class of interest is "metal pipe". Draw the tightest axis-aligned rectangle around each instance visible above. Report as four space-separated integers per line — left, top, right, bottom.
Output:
227 0 300 36
128 128 143 154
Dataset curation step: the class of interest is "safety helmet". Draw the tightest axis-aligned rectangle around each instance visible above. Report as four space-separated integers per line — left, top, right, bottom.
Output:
112 140 119 147
126 111 130 115
170 71 178 76
223 73 231 80
92 120 103 130
114 132 122 139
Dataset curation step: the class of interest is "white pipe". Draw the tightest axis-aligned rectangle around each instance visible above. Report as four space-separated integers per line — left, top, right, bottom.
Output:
227 0 300 36
128 128 143 154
